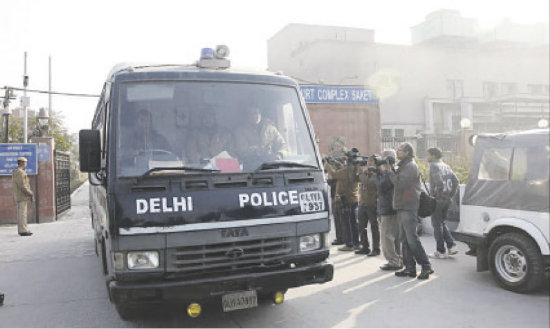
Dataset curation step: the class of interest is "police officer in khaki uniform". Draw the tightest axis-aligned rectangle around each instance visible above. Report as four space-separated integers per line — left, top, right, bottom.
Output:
233 107 287 169
12 157 34 236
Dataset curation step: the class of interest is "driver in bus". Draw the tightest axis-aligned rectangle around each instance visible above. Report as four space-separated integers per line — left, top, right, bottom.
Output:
233 106 287 166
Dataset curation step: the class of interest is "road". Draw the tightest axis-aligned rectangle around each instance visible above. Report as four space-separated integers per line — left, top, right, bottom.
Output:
0 181 548 327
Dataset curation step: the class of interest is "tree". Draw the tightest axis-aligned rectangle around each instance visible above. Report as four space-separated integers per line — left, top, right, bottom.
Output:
6 111 73 152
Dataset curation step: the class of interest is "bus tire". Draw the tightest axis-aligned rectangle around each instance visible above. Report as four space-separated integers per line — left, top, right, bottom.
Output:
488 232 545 293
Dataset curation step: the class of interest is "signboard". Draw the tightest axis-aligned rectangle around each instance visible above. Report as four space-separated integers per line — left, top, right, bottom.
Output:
0 144 38 176
299 85 377 104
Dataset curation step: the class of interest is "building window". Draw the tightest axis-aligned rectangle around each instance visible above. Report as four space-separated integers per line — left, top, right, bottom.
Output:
483 82 499 99
501 83 518 95
447 80 463 99
394 129 405 138
528 84 543 95
381 129 392 137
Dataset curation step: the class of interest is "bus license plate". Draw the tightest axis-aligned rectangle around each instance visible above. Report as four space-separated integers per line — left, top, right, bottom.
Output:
299 191 325 213
221 290 258 312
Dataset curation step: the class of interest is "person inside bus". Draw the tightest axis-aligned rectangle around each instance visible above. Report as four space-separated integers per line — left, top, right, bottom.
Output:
233 106 287 169
185 107 233 164
121 108 172 165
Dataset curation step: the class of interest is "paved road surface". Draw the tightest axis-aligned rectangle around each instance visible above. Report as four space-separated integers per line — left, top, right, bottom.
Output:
0 181 548 327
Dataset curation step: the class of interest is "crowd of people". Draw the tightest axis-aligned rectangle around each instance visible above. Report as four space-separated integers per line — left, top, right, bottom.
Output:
324 143 459 280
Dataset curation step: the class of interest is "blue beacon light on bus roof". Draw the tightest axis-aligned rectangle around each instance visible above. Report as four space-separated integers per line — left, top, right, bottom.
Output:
197 45 231 69
200 48 216 59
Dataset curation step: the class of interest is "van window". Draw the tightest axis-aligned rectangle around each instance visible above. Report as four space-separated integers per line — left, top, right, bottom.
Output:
478 148 512 180
512 145 550 182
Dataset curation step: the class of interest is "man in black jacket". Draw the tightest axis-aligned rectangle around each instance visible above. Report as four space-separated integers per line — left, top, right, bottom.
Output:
387 143 433 280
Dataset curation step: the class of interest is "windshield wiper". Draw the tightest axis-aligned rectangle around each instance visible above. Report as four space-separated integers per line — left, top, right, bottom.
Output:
255 161 319 171
141 166 220 178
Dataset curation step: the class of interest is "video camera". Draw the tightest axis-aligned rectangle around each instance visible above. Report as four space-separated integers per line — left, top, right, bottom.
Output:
323 147 370 167
346 148 369 166
322 155 347 166
373 155 396 167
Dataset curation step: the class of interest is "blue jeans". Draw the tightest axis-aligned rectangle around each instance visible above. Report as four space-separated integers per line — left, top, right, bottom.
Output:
398 210 431 271
341 202 359 247
431 199 455 253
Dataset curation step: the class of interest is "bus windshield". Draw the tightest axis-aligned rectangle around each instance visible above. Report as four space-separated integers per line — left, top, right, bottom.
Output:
116 81 318 177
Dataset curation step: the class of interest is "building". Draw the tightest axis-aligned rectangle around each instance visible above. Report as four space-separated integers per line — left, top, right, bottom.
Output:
268 10 549 156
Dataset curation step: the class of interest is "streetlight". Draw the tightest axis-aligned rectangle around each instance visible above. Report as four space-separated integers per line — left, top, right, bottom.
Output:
38 107 49 137
537 118 549 129
460 118 471 129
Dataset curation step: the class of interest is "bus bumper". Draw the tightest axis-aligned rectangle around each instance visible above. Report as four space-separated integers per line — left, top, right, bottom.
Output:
109 260 334 305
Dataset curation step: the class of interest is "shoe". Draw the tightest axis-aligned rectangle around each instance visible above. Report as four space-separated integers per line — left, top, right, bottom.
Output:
380 264 403 271
367 249 381 257
447 245 459 255
394 269 417 278
465 249 477 256
331 240 344 246
354 248 371 255
429 251 448 259
417 268 435 280
353 245 361 251
18 232 33 236
338 245 354 251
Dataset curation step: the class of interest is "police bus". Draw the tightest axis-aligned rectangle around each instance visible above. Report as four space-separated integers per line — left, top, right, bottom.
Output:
79 46 333 318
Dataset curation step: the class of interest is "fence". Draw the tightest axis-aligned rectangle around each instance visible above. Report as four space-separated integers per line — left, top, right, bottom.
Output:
54 150 71 215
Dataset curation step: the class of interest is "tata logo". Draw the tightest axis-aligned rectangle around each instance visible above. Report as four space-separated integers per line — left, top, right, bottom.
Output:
225 247 245 259
221 227 249 238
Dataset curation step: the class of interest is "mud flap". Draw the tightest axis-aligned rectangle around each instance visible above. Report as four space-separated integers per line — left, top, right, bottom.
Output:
476 242 489 272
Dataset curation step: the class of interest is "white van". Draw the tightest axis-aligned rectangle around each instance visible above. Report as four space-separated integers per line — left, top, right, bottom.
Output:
453 129 549 293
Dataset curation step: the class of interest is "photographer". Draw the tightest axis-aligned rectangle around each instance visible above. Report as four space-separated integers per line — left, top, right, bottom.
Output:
325 148 361 251
324 159 345 246
356 156 380 256
386 143 434 280
376 150 403 270
427 147 459 259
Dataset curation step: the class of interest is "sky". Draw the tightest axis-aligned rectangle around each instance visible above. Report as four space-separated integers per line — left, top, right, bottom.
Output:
1 0 548 134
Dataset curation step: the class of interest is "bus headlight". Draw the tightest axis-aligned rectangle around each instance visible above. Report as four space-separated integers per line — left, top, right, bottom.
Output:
127 251 159 270
300 234 321 252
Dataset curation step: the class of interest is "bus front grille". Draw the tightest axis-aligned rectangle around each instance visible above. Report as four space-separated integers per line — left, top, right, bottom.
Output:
167 237 292 278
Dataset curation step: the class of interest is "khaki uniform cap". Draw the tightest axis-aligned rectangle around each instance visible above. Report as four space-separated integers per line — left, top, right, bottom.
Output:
17 157 28 162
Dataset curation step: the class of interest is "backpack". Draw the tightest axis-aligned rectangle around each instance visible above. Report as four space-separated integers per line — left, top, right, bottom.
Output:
418 174 436 218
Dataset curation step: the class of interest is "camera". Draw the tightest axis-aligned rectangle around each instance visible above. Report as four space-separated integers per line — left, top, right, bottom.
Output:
322 155 346 165
346 147 368 166
374 155 396 167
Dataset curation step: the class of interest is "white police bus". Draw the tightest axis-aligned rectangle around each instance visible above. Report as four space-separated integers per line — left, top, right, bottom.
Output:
79 46 333 318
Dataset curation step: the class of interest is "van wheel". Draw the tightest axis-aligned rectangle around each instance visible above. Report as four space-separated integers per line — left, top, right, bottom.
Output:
488 233 544 293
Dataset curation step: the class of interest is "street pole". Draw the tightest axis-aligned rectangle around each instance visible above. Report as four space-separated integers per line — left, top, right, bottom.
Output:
48 56 52 119
23 51 28 143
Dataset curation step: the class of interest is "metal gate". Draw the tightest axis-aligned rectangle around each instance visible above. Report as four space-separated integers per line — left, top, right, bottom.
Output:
54 150 71 215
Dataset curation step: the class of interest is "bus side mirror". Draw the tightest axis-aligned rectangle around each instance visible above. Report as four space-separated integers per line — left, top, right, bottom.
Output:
79 129 101 172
